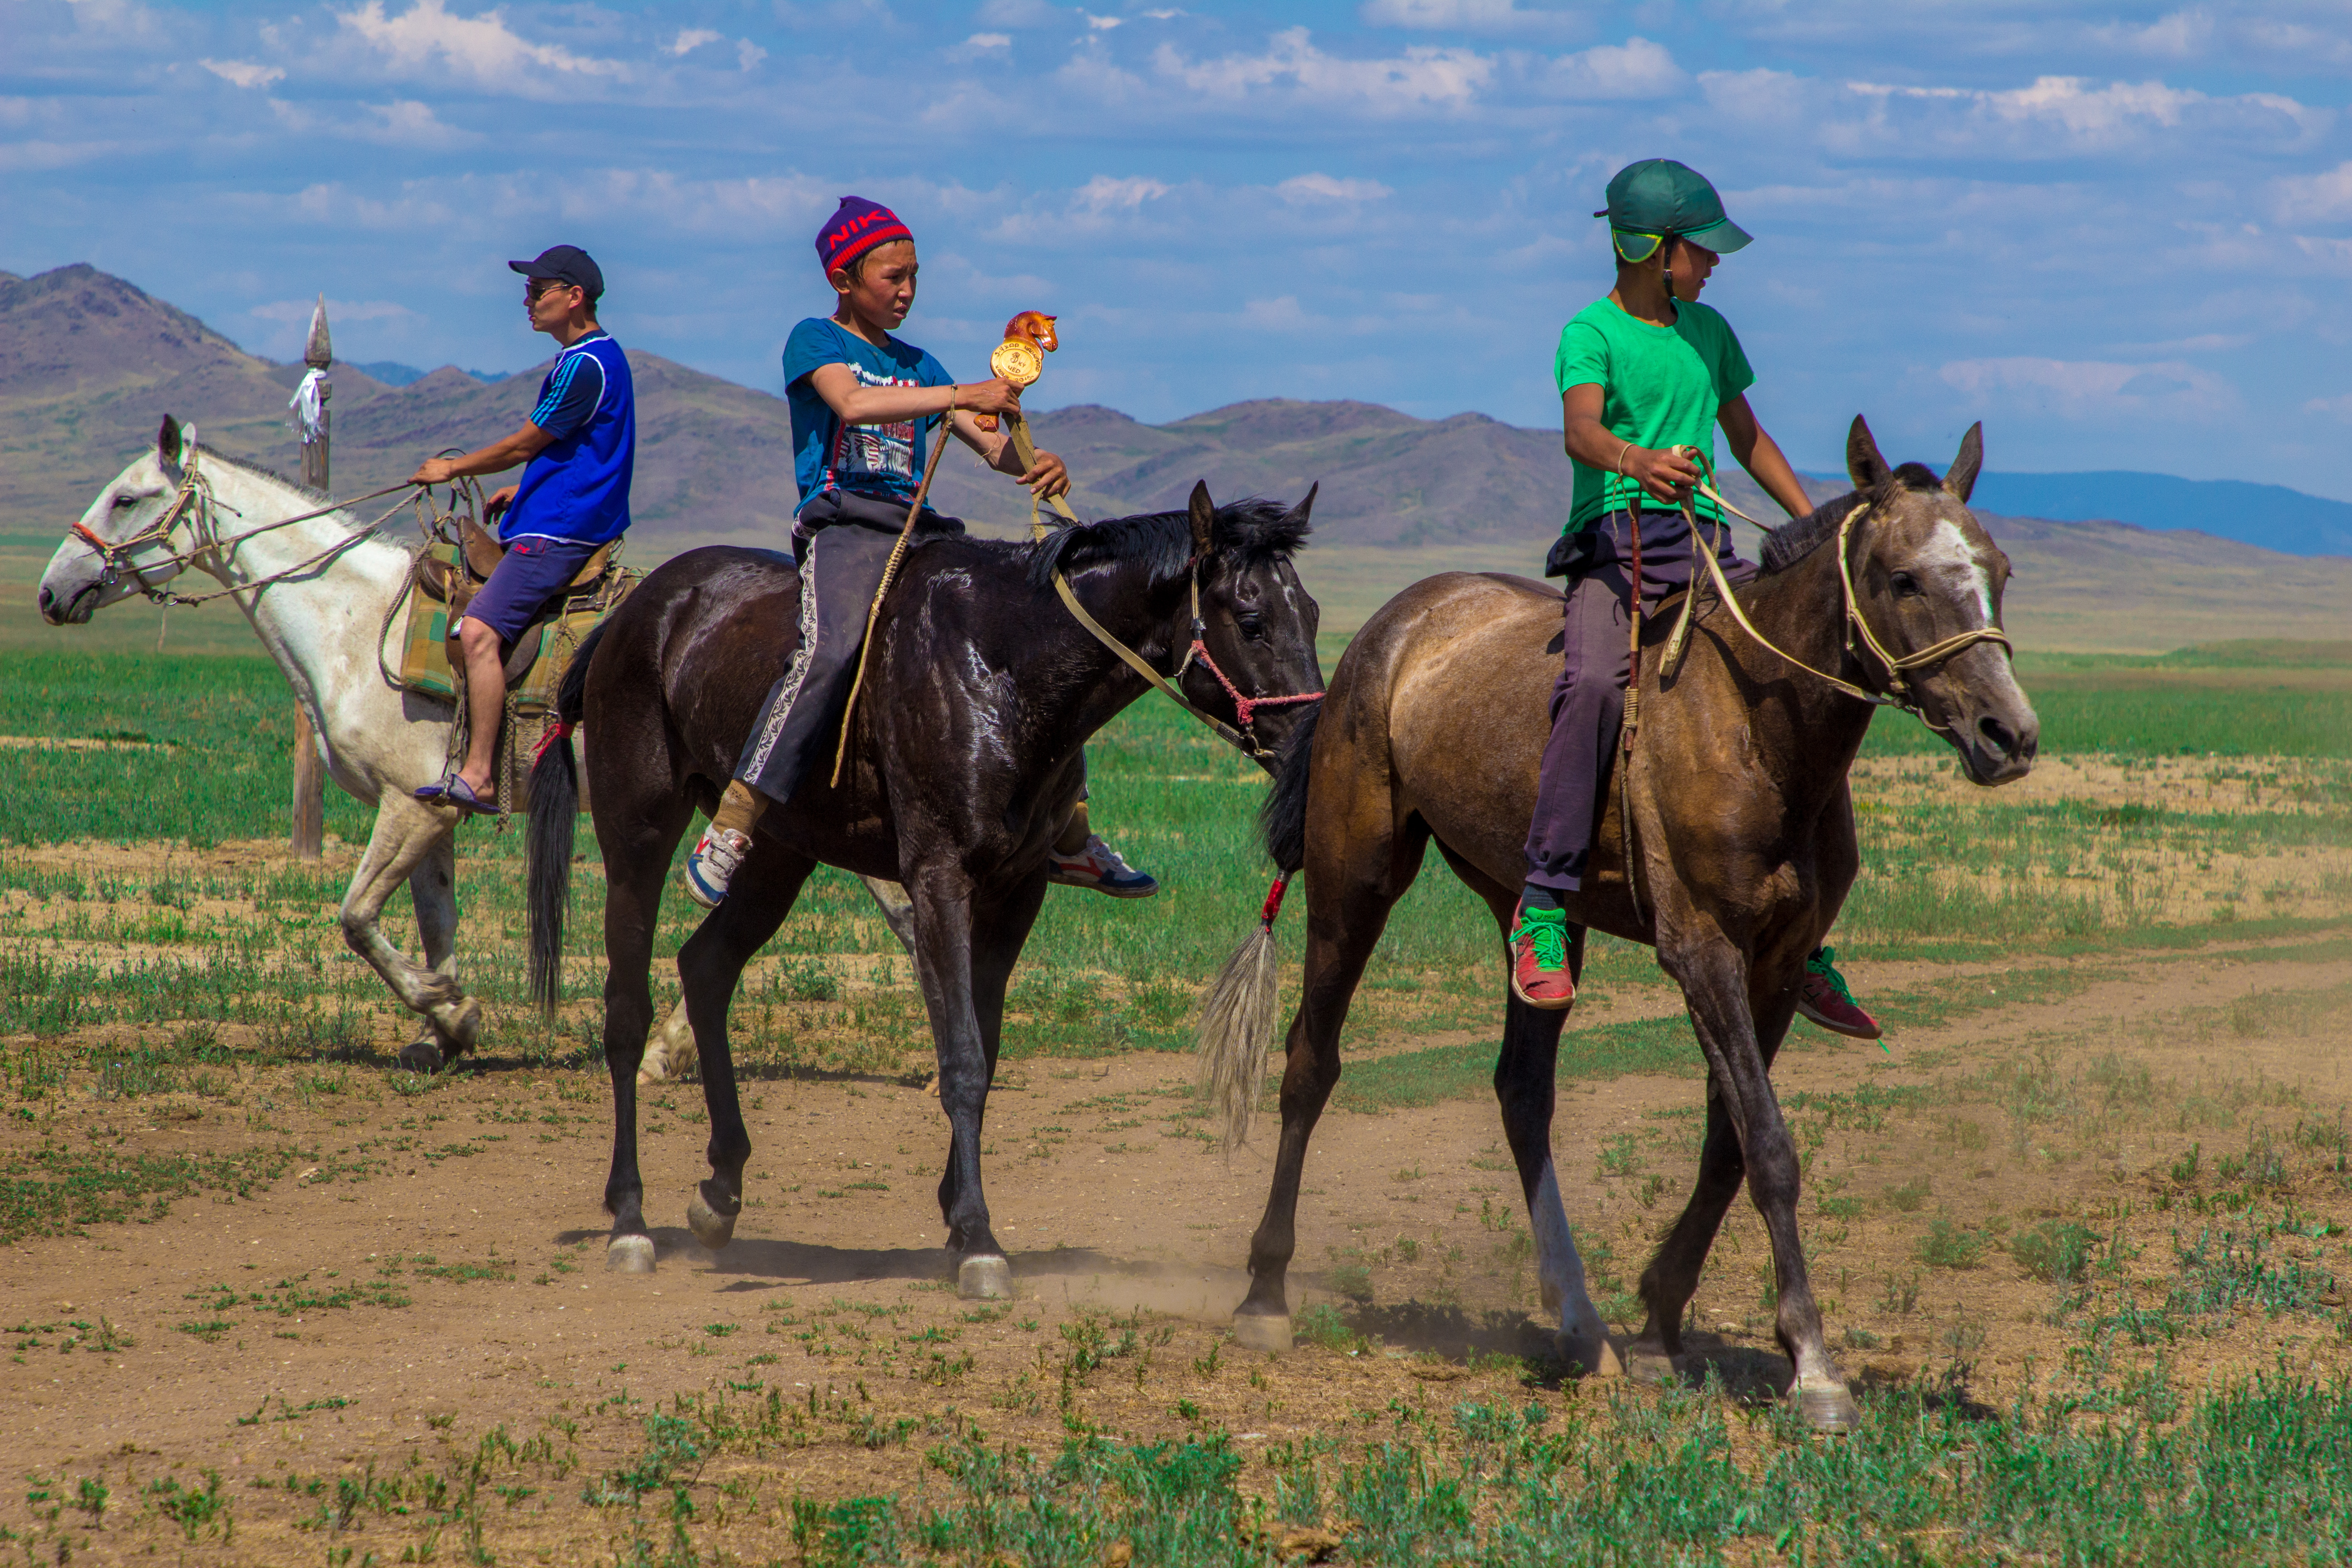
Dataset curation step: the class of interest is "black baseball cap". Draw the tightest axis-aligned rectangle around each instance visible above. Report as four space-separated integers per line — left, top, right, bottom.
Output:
508 245 604 300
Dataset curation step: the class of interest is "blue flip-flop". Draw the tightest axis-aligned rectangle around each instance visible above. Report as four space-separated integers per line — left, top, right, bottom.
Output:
414 774 496 816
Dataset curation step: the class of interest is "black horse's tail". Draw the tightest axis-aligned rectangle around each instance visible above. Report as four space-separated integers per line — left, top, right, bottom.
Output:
526 619 605 1019
1197 700 1321 1154
1258 701 1319 875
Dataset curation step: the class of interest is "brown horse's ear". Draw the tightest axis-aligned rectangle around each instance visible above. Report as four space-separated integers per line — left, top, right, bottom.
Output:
1944 421 1983 504
1188 480 1215 554
157 414 186 476
1846 415 1892 492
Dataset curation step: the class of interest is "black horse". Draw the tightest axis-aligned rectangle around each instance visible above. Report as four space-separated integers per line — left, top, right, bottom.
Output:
526 484 1323 1294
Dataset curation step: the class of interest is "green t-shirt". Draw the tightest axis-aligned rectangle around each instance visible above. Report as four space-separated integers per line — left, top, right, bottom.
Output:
1553 297 1754 532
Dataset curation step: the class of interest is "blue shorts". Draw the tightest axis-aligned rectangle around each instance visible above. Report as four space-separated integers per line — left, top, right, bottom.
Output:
461 536 603 645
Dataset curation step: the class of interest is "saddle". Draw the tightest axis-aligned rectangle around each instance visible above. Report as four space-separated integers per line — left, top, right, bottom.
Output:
392 511 632 708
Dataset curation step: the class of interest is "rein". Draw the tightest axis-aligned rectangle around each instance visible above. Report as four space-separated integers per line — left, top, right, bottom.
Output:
1013 419 1320 764
71 443 425 610
1668 471 2014 733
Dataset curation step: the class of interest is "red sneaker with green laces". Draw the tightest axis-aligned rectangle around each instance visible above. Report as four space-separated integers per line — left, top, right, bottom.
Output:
1797 946 1881 1040
1509 906 1576 1012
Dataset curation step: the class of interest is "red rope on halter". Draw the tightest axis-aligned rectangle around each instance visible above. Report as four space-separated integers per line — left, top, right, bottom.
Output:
1186 639 1324 730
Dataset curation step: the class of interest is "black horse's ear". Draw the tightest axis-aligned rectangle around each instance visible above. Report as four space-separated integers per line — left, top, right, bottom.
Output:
1187 480 1215 554
1846 415 1892 492
157 414 185 474
1284 481 1319 527
1944 421 1983 503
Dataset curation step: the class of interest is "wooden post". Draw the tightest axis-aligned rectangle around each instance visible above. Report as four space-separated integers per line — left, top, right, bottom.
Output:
290 294 331 861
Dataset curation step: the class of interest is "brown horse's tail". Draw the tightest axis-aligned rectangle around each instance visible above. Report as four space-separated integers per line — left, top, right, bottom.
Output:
1195 704 1318 1153
526 620 603 1019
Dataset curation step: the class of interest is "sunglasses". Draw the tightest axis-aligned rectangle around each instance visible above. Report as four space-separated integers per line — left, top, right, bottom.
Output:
525 278 577 301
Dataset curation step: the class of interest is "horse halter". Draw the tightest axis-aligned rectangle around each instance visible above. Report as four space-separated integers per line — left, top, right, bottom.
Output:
1679 481 2013 735
70 445 222 603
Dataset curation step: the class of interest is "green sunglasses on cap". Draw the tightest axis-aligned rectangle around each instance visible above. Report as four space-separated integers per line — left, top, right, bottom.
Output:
1596 158 1753 263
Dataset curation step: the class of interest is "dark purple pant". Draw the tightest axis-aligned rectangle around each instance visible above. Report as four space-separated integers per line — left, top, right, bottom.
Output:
1524 509 1756 897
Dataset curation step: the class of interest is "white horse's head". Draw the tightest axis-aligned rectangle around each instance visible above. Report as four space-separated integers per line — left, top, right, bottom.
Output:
39 414 205 625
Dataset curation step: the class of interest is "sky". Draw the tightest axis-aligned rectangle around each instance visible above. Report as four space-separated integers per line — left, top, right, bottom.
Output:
6 0 2352 495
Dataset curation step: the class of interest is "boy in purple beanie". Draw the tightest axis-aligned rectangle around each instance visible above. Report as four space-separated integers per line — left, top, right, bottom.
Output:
684 197 1159 908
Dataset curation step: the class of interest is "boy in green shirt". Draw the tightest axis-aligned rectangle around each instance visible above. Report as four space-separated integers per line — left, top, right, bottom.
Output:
1510 159 1878 1041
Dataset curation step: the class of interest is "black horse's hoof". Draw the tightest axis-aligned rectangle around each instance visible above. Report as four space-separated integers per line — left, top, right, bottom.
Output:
686 1188 737 1250
607 1235 656 1274
1791 1375 1861 1433
956 1255 1012 1299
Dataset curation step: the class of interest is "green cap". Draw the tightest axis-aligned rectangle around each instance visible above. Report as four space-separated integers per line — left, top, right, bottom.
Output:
1594 159 1753 263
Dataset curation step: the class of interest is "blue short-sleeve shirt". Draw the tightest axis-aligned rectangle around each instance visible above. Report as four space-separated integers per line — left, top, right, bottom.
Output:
503 331 635 546
783 317 951 510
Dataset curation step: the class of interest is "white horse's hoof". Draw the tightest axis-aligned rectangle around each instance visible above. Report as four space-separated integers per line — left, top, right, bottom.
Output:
956 1256 1012 1299
1231 1312 1291 1353
1557 1330 1622 1379
607 1235 656 1274
686 1190 736 1250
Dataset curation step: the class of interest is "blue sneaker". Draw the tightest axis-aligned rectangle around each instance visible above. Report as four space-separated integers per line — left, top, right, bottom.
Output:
1048 834 1157 898
683 825 750 910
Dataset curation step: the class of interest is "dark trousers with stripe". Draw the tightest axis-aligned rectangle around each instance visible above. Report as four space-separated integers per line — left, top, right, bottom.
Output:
733 491 960 806
1523 508 1756 897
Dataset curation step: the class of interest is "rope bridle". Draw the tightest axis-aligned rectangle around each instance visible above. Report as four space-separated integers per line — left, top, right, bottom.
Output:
1022 453 1321 765
69 441 425 611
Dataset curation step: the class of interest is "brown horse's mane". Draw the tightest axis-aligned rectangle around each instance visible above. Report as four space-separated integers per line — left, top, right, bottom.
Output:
1020 498 1308 590
1758 461 1945 575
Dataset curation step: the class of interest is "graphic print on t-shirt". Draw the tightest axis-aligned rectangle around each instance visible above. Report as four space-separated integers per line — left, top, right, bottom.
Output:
826 363 923 491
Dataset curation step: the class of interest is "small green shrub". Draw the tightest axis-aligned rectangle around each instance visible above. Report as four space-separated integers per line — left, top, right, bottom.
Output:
1918 1217 1985 1270
2013 1220 2098 1282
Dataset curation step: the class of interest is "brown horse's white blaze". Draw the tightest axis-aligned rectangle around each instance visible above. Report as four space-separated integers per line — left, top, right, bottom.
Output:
1205 416 2035 1429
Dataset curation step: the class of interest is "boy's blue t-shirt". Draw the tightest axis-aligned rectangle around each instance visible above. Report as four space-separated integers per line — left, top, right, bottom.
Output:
504 331 635 546
783 317 952 509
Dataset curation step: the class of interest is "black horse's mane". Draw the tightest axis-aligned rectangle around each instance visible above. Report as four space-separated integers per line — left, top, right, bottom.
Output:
1757 461 1943 575
1019 498 1308 590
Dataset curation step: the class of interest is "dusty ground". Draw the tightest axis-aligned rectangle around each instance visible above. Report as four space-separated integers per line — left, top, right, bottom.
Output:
0 882 2346 1561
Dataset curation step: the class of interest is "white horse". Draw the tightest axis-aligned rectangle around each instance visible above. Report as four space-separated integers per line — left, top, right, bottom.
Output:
39 415 911 1076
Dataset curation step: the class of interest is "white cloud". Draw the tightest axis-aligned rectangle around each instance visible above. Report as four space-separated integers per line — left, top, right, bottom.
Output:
1082 12 1122 29
1073 175 1170 213
737 39 767 70
976 0 1060 24
951 32 1013 58
2094 8 2215 59
2303 392 2352 423
201 59 286 89
1842 74 2326 156
1276 173 1393 202
1538 37 1684 99
1939 356 2237 419
2272 161 2352 227
248 296 420 325
1154 27 1493 112
1360 0 1578 35
667 29 721 56
335 0 627 83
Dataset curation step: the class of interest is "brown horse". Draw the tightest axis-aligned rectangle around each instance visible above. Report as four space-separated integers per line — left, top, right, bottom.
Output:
1203 418 2036 1428
526 485 1323 1294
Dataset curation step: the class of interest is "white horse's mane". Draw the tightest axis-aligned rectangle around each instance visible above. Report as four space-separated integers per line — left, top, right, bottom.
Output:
193 442 384 535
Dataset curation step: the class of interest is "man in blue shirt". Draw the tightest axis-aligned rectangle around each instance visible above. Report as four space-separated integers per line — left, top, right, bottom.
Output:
409 245 633 813
683 197 1156 908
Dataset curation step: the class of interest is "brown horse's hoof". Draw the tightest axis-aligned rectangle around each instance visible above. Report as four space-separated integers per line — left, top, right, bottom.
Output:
396 1039 446 1073
1623 1343 1679 1385
1791 1375 1861 1433
686 1189 736 1250
1231 1311 1291 1353
607 1235 657 1274
956 1256 1012 1299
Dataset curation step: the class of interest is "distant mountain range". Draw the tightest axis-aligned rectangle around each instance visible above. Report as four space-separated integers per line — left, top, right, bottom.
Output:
348 361 502 388
4 263 2347 568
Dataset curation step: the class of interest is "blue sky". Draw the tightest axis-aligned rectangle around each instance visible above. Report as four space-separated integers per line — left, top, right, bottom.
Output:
6 0 2351 494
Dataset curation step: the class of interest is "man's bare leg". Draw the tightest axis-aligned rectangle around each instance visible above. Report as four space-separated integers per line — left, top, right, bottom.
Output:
455 617 507 799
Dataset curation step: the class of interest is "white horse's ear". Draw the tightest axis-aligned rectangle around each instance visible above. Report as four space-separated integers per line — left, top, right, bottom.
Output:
156 415 186 476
